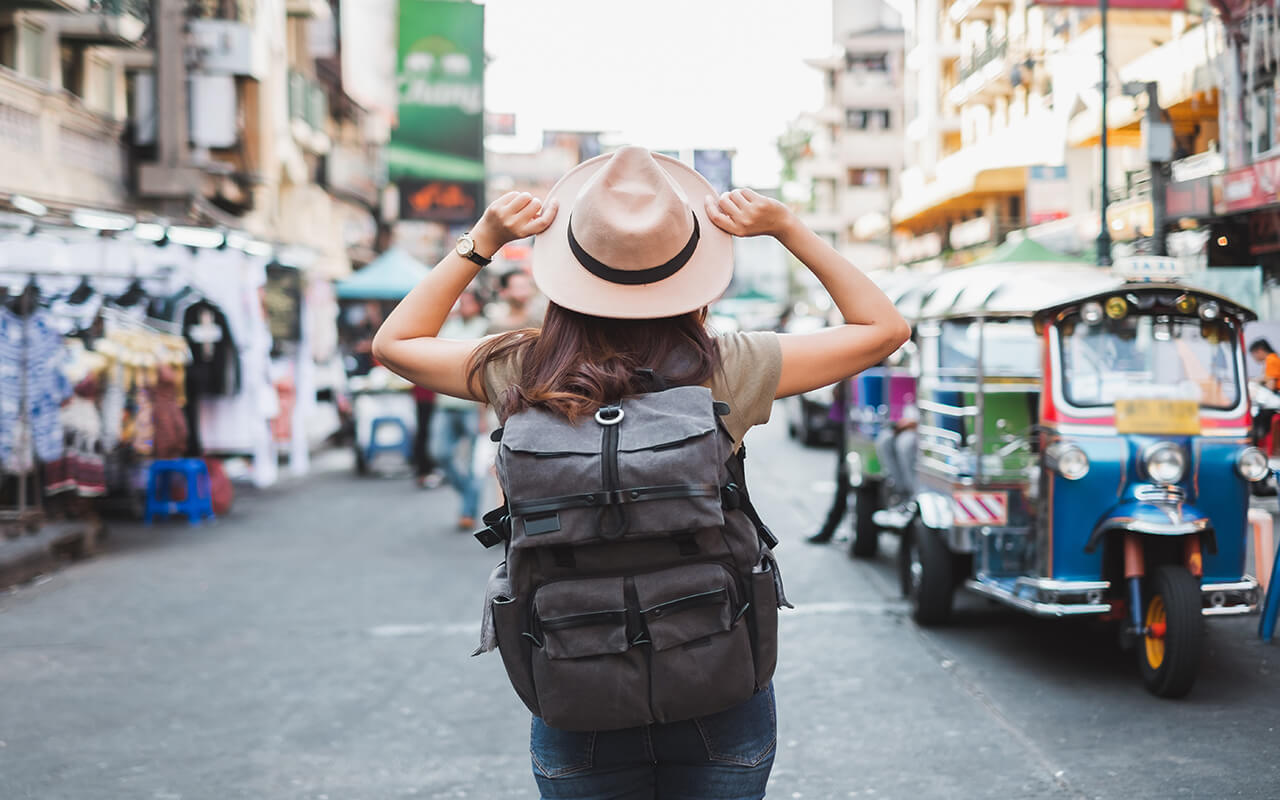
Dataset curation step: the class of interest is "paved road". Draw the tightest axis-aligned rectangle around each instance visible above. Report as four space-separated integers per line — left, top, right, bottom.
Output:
1 410 1278 799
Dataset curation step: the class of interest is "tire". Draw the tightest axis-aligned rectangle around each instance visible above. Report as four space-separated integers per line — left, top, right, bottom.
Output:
899 522 955 625
849 482 881 559
797 405 822 447
1138 565 1204 698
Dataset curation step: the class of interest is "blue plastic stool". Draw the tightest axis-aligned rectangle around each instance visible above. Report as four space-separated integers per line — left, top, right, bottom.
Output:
366 416 413 465
144 459 215 525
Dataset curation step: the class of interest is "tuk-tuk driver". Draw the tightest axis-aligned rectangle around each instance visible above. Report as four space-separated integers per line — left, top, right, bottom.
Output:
1249 338 1280 391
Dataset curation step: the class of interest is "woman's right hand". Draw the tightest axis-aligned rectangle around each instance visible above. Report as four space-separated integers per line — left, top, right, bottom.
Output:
704 188 796 239
473 191 559 255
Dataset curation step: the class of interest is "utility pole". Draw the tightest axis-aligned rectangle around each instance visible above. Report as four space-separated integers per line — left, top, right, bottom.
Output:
1096 0 1112 266
1143 81 1173 256
138 0 203 216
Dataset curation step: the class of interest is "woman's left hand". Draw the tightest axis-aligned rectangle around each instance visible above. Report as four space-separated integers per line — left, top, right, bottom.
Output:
473 192 559 254
704 188 795 238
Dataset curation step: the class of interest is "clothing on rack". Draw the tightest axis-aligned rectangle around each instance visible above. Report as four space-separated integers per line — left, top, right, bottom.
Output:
0 306 71 470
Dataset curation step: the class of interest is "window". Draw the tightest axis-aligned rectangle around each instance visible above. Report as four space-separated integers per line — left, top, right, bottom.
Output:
1251 83 1276 157
849 168 890 186
846 109 891 131
17 20 47 81
60 43 84 97
0 26 15 70
846 52 888 73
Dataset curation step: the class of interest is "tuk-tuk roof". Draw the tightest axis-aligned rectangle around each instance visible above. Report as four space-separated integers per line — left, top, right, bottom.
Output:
1031 281 1259 325
904 263 1119 321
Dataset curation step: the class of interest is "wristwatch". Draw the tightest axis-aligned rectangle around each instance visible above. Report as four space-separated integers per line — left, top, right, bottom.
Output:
456 232 493 266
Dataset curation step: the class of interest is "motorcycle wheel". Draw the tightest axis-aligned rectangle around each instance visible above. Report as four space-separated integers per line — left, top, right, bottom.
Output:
1138 565 1204 698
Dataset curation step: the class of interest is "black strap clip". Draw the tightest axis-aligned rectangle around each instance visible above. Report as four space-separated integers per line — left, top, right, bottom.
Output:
474 506 511 549
720 483 742 511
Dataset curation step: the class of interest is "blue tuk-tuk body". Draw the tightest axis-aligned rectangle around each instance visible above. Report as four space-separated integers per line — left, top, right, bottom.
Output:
878 264 1266 697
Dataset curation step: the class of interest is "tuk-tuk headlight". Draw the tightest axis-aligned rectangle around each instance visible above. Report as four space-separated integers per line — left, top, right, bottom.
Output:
1237 447 1270 483
1142 442 1186 485
1047 443 1090 480
1080 302 1104 324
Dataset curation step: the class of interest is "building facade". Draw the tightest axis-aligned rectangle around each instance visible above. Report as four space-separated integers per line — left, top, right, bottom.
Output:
894 0 1221 269
794 0 905 273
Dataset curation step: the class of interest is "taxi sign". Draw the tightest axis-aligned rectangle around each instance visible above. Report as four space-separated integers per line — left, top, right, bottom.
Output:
1114 397 1201 435
1112 255 1188 282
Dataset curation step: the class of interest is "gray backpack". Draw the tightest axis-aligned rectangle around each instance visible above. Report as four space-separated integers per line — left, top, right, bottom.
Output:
475 381 789 731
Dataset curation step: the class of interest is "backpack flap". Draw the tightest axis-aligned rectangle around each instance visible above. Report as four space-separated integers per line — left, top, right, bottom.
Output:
499 386 727 547
533 576 631 659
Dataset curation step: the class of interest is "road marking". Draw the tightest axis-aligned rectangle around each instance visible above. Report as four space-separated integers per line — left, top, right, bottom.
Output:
786 600 908 617
367 622 475 638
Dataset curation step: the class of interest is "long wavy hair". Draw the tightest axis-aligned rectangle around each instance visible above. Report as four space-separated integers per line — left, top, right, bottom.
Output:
466 302 720 422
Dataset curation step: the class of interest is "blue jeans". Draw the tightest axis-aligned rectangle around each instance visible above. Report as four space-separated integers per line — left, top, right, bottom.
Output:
430 406 480 519
531 684 776 800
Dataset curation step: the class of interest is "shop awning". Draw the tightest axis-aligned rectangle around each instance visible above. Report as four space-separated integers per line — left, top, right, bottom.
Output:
335 247 430 301
892 166 1028 230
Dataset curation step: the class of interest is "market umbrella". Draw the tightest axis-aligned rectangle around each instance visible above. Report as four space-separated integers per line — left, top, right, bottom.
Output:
335 247 430 301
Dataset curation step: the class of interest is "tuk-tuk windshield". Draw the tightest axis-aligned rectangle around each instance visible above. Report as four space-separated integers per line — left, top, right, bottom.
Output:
1059 315 1240 409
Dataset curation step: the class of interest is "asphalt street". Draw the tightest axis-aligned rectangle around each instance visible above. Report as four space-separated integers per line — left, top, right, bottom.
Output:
1 408 1278 800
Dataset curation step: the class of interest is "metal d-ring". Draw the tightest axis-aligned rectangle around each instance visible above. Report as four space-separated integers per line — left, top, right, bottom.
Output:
595 406 625 426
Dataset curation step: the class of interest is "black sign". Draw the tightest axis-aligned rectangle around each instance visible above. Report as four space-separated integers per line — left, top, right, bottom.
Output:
264 263 303 352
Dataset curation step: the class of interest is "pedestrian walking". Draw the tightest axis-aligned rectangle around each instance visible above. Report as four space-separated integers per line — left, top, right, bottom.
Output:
487 268 544 332
430 291 489 528
373 147 908 798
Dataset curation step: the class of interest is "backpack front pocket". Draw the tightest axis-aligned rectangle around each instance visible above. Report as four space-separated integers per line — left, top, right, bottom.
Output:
634 563 756 723
530 576 650 731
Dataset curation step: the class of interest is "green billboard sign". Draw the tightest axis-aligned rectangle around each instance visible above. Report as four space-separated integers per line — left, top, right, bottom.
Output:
390 0 485 222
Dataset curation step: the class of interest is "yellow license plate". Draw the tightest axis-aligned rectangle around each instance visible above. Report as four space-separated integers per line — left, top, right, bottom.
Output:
1114 398 1201 435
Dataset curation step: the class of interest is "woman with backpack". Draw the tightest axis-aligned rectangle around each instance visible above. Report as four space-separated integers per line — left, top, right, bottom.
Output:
373 146 908 799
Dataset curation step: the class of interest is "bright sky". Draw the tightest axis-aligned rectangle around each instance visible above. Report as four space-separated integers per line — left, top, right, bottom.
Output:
479 0 834 188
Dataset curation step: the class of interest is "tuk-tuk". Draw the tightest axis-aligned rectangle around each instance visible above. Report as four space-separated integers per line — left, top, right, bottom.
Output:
887 261 1266 697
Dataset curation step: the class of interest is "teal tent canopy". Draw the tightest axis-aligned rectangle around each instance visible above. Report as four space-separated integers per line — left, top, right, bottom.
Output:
335 248 430 300
973 237 1091 266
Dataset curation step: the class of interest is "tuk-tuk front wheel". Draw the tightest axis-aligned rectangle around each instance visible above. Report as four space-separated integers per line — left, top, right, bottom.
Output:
849 482 881 559
900 523 954 626
1138 565 1204 698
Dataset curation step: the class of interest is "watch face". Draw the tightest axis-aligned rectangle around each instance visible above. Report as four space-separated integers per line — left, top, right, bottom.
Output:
456 236 474 257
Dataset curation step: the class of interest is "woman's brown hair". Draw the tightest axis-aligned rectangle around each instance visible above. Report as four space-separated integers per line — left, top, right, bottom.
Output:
466 302 720 422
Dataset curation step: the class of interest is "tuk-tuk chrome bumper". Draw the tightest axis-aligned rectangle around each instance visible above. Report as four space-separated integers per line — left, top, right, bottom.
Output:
964 576 1260 617
1201 578 1259 616
965 576 1112 617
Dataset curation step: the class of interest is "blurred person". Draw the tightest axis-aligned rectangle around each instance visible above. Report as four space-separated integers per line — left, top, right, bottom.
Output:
431 291 489 527
1249 338 1280 443
410 385 440 488
373 147 908 799
488 268 544 332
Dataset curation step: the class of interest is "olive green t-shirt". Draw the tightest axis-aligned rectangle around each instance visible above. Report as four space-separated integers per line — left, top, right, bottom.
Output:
481 330 783 449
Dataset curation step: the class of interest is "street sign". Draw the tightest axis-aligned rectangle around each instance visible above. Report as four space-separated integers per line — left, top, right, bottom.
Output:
1112 255 1187 280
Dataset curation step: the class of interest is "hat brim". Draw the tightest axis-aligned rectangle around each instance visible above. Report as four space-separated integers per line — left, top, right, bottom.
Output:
532 152 733 320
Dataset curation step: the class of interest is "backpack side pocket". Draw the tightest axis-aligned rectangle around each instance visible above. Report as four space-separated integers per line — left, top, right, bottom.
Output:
492 595 540 718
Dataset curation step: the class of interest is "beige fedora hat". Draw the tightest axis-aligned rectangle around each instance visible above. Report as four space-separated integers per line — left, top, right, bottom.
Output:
531 146 733 319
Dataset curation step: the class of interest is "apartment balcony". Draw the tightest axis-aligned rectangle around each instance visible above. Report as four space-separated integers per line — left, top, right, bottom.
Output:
841 74 903 109
286 0 329 18
51 0 148 46
288 70 331 153
947 0 1010 24
840 131 903 169
948 37 1012 106
0 65 128 207
843 184 892 220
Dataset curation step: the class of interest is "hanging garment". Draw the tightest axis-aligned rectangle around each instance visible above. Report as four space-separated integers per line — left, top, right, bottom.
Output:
151 364 188 459
0 307 71 470
182 299 240 397
46 376 106 497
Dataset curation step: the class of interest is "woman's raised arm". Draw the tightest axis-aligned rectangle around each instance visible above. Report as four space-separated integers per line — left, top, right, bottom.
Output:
704 189 910 399
372 192 559 400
